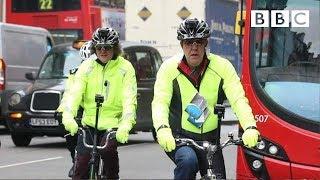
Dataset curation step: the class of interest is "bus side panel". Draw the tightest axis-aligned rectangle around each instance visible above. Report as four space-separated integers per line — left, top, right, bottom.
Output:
291 163 320 179
264 157 291 179
236 147 256 179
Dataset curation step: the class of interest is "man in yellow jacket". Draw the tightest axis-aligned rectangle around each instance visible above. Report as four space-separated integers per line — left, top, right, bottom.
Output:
63 27 137 179
152 18 260 179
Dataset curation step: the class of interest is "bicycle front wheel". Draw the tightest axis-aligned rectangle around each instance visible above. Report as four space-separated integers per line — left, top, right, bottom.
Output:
89 163 98 180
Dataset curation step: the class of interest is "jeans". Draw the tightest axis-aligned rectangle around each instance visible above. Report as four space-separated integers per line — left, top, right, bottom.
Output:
167 145 226 179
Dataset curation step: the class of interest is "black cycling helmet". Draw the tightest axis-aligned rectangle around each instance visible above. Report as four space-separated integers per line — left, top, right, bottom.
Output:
177 18 211 40
92 27 119 45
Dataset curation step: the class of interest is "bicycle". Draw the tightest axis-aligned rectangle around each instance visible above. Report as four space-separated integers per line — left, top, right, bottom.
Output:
65 94 116 179
78 127 117 180
175 132 243 180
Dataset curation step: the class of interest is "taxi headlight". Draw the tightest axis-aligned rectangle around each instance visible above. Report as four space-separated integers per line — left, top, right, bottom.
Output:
9 93 21 106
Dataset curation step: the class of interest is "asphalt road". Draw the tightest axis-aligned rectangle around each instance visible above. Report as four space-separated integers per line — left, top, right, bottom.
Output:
0 124 239 179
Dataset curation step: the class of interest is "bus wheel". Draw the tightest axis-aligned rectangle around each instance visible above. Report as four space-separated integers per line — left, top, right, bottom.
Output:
151 128 157 142
11 133 32 147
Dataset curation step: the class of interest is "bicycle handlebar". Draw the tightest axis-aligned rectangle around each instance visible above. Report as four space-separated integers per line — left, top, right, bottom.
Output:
79 127 116 150
175 132 243 153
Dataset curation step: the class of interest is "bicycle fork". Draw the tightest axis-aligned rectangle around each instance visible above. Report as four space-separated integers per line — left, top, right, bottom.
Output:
206 151 216 179
88 94 104 180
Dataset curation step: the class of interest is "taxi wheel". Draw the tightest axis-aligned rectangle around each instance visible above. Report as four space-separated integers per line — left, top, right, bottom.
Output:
11 133 32 147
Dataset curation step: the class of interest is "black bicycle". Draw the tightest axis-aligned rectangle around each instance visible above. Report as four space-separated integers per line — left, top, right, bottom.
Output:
176 132 243 180
65 94 115 180
78 127 116 179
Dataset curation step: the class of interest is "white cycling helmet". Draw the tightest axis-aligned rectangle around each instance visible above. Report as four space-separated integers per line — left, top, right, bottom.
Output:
79 41 93 60
177 18 211 40
92 27 119 45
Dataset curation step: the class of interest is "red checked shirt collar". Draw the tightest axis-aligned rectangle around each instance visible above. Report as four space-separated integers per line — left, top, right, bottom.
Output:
177 55 209 88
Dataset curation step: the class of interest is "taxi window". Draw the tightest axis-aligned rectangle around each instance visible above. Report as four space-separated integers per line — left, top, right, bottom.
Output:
135 51 156 80
38 50 82 79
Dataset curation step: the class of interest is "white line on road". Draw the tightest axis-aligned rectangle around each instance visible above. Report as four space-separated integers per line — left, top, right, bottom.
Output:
0 157 63 169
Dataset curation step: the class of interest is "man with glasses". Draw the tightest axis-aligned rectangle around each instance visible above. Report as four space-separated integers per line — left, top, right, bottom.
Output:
62 27 137 179
152 18 260 179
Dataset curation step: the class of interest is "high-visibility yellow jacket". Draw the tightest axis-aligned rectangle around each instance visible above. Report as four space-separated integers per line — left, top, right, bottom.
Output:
63 56 137 130
56 71 77 113
152 53 256 134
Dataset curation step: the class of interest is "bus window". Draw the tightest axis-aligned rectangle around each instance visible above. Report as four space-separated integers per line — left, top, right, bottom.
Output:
49 30 83 44
94 0 125 9
253 0 320 124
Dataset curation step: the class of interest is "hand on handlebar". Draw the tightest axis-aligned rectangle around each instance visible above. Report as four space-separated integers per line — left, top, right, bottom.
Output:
63 120 78 136
157 128 176 152
242 128 260 148
116 126 130 144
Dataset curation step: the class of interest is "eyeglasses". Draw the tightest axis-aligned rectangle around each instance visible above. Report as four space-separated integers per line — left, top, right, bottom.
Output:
95 44 113 51
183 39 206 46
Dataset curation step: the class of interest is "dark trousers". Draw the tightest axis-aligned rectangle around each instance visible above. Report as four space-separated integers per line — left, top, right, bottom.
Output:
61 107 84 163
73 127 119 180
66 134 78 163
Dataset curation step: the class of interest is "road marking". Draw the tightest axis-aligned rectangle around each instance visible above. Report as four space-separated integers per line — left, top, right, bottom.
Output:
0 157 63 169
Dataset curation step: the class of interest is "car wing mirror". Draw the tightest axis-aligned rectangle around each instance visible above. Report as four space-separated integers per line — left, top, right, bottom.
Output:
25 72 36 81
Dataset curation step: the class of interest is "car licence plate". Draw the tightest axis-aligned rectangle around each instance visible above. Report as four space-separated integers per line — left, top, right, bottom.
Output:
30 118 59 126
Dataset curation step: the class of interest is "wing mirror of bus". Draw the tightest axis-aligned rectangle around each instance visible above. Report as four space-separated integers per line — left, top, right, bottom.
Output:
234 10 246 36
25 72 36 81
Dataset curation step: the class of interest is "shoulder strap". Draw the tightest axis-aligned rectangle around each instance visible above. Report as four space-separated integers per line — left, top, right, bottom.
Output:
217 79 226 105
215 78 226 145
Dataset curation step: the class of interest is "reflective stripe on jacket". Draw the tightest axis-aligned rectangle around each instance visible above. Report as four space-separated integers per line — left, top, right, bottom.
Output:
63 56 137 130
57 73 76 113
152 53 256 134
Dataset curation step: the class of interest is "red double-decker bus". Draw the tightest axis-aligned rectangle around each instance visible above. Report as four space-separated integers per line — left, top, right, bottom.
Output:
236 0 319 179
6 0 125 44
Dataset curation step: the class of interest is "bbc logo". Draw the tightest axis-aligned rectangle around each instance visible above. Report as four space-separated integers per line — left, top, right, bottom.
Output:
251 10 309 27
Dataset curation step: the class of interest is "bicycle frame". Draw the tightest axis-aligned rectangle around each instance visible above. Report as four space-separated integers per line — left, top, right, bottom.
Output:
79 127 116 180
176 132 243 179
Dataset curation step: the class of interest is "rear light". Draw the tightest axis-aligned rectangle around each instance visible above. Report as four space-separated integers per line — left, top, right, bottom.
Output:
0 59 5 90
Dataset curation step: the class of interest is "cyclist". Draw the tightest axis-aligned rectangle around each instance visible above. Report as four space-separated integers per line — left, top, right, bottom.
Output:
152 18 260 179
62 27 137 179
55 40 94 177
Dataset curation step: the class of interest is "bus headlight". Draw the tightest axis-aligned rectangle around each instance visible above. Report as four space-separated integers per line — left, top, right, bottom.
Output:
268 144 278 155
256 140 266 150
251 136 288 161
252 159 263 170
9 93 21 106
